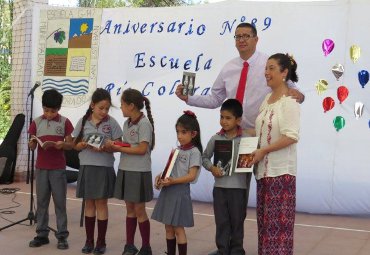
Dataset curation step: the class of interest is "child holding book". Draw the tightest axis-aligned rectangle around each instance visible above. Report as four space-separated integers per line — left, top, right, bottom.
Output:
202 99 249 255
28 89 74 250
110 88 155 255
151 110 203 255
73 88 123 254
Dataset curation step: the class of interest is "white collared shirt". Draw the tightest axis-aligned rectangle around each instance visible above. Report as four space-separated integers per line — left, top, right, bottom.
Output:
187 51 297 129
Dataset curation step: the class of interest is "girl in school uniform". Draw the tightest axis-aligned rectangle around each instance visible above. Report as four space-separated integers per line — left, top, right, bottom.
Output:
73 88 123 255
151 110 203 255
110 88 155 255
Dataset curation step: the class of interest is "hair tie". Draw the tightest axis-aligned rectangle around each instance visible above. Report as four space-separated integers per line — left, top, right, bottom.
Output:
288 54 295 66
183 110 196 118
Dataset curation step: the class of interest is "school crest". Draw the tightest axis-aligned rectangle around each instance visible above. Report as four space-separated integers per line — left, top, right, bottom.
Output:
35 9 102 108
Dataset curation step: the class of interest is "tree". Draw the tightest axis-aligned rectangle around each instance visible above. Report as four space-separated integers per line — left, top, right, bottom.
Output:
78 0 127 8
0 0 12 139
78 0 191 8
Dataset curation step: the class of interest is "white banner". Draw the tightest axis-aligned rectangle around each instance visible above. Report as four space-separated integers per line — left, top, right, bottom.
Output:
32 0 370 215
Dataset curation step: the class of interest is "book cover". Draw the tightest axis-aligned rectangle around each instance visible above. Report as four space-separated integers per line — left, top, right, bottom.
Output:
85 133 105 148
234 137 259 173
113 141 131 147
182 71 196 96
213 140 234 176
30 135 56 149
160 148 180 180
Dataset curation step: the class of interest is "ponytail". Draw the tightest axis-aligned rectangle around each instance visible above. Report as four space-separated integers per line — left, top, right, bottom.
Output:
122 88 155 150
143 97 155 150
74 108 92 144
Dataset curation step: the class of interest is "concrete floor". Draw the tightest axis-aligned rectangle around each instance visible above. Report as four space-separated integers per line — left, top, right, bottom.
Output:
0 181 370 255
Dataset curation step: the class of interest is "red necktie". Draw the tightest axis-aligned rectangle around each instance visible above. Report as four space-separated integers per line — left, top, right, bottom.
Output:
236 61 249 104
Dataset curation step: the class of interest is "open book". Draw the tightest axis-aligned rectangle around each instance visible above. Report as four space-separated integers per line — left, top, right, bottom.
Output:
30 135 56 149
160 148 180 179
213 137 259 176
85 133 105 148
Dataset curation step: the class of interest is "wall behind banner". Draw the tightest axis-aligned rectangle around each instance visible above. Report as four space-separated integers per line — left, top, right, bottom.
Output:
31 0 370 215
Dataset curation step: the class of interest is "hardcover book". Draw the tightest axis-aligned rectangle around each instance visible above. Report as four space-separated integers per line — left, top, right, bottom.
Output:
113 141 131 147
234 137 259 173
30 135 56 149
160 148 180 179
213 140 234 176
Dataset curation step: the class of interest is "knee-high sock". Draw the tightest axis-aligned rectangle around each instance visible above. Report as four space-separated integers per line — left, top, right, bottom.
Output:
178 243 187 255
138 220 150 247
96 219 108 247
85 216 96 246
126 217 137 245
166 238 176 255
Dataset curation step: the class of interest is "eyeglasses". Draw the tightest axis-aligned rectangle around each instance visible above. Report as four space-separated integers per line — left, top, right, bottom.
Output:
234 34 255 41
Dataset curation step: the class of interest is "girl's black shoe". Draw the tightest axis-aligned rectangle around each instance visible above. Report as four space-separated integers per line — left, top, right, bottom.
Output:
93 245 106 255
82 244 94 254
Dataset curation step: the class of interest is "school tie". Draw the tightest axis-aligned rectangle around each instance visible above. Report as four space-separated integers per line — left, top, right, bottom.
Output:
236 61 249 104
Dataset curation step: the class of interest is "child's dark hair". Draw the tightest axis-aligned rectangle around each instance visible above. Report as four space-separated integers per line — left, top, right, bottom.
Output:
268 53 299 83
176 111 203 153
121 88 155 150
74 88 111 144
221 99 243 118
42 89 63 109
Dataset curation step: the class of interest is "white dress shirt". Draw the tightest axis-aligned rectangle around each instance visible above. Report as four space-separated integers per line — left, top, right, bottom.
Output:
187 51 296 129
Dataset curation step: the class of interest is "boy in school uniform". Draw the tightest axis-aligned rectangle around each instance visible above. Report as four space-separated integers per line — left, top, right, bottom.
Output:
28 89 74 250
202 99 249 255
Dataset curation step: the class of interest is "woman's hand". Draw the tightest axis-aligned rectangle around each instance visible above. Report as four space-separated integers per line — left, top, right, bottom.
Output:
248 148 267 167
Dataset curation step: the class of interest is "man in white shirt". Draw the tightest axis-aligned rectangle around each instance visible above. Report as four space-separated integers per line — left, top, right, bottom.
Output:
175 22 304 255
176 22 304 135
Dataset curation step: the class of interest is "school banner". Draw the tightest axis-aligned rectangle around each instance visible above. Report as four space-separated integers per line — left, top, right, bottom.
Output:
32 0 370 215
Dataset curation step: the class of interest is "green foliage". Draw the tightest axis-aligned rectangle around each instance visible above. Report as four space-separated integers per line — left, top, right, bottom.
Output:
0 0 12 139
126 0 183 7
78 0 190 8
78 0 127 8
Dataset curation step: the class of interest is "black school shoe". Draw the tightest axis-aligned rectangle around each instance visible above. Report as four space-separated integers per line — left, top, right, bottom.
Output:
93 245 106 255
122 244 139 255
137 246 152 255
82 244 94 254
57 237 69 250
29 236 50 247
